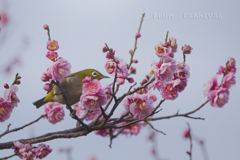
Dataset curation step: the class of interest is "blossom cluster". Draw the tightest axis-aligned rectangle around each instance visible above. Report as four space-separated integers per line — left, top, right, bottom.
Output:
13 141 52 160
203 57 236 108
122 87 157 118
79 76 108 111
0 76 21 122
150 37 191 100
41 102 65 124
103 47 135 85
41 25 71 91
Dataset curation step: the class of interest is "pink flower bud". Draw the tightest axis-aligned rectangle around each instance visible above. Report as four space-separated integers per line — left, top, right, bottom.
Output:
133 60 138 63
141 79 147 85
4 83 9 89
156 62 161 68
183 129 190 138
17 76 21 79
130 67 136 74
199 139 204 144
146 75 150 80
127 77 134 83
186 151 190 155
163 43 168 47
15 80 20 85
151 148 156 155
43 24 49 30
129 50 133 54
136 32 141 38
43 83 52 91
102 46 108 53
117 78 125 85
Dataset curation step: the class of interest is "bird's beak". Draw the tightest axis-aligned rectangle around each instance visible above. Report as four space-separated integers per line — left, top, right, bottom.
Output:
101 75 110 79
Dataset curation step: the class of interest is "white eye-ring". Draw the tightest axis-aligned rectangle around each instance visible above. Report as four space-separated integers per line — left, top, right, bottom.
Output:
92 71 98 77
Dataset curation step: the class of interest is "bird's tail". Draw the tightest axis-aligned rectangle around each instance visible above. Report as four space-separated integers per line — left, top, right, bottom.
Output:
33 97 47 108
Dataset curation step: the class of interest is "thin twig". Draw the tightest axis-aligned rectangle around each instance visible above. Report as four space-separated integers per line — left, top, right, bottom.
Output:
0 114 46 139
145 121 166 135
128 13 145 69
187 123 193 160
100 106 107 119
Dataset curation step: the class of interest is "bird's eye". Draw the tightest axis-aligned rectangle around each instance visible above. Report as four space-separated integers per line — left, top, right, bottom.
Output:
92 71 98 77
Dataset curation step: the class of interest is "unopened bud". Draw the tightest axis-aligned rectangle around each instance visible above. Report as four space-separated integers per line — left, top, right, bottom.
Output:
102 46 108 53
186 151 190 155
163 43 168 47
136 32 141 38
199 139 204 144
182 44 193 54
127 77 134 83
130 67 136 74
17 76 21 79
15 80 21 85
146 75 150 80
4 83 9 89
129 50 133 54
156 62 161 68
133 60 138 63
141 79 147 85
43 83 52 91
183 129 190 138
151 148 156 155
43 24 49 30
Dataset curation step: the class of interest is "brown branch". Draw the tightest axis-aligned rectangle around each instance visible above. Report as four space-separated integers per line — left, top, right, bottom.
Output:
0 153 18 160
0 114 46 139
187 123 193 160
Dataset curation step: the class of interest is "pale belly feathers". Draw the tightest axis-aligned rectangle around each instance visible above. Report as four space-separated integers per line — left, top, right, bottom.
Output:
52 75 82 105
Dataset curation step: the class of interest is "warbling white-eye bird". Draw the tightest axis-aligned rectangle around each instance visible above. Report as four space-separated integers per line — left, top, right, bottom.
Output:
33 69 109 108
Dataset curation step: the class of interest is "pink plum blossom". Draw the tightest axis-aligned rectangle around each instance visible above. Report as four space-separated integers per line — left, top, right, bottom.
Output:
0 99 13 122
34 144 52 159
47 40 59 51
112 57 129 78
80 89 107 111
154 42 173 59
41 68 52 82
172 79 188 92
168 36 177 52
121 95 134 110
217 66 225 75
14 142 36 160
46 51 58 61
150 79 164 90
74 103 100 121
221 72 236 89
160 82 178 100
182 44 193 54
48 58 71 82
82 76 92 83
203 75 218 97
208 87 229 108
42 102 65 124
129 94 154 118
94 129 108 137
227 57 236 68
82 79 101 94
103 85 112 100
174 63 190 80
4 85 20 107
104 59 116 74
153 56 177 82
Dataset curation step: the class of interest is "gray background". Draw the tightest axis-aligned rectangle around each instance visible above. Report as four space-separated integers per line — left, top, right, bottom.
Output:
0 0 239 160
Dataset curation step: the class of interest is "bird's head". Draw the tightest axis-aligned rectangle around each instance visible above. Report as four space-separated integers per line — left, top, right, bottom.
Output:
79 69 110 81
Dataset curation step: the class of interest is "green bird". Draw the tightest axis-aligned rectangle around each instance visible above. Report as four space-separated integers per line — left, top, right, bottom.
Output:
33 69 109 108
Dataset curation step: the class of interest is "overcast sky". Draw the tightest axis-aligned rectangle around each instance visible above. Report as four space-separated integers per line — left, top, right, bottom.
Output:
0 0 239 160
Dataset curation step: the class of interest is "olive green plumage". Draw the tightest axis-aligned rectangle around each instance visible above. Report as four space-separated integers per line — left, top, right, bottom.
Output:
33 69 109 108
